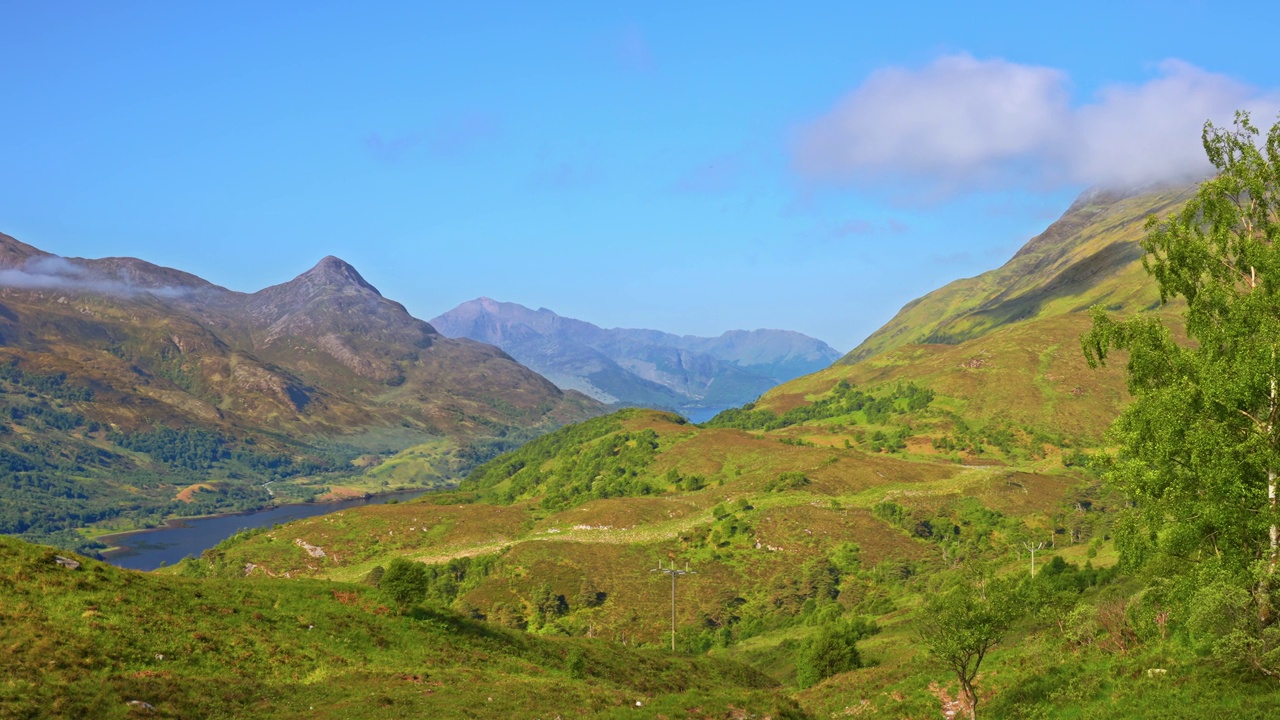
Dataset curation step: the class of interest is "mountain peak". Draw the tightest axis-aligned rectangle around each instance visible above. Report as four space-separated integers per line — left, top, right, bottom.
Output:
245 255 402 346
297 256 380 296
430 299 841 419
0 231 53 268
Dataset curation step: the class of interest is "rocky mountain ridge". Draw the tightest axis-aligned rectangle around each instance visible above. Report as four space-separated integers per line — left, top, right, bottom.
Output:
0 232 601 547
431 297 841 421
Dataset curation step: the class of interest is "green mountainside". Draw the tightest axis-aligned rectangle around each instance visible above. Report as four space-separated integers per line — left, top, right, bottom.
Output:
0 234 602 550
845 186 1192 363
167 183 1280 717
0 534 797 719
186 409 1067 636
190 399 1280 717
9 180 1280 718
757 185 1195 441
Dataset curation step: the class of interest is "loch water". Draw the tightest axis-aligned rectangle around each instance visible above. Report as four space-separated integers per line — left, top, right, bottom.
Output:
102 489 427 571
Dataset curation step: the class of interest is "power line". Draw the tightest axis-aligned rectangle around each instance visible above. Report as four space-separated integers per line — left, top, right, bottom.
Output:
1022 540 1046 577
651 559 695 651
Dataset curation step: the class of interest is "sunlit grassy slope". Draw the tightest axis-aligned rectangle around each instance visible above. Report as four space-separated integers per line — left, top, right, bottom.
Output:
758 186 1195 440
192 403 1280 718
166 183 1280 718
193 410 1089 644
0 534 800 719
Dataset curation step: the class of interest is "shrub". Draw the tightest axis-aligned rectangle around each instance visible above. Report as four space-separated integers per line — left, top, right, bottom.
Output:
796 622 863 688
380 558 428 611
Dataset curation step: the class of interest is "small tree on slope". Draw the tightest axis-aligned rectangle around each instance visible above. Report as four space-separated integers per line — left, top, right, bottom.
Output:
916 579 1015 720
380 558 428 612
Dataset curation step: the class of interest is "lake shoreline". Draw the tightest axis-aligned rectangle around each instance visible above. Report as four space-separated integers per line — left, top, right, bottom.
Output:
98 486 438 569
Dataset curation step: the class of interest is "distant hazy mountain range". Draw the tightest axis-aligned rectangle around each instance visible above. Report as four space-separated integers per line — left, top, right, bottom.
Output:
431 298 842 421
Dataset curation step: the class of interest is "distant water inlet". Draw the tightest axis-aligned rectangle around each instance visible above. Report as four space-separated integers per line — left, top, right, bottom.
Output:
101 489 427 571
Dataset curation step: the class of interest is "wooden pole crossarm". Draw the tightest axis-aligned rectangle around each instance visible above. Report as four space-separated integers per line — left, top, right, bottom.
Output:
651 560 695 651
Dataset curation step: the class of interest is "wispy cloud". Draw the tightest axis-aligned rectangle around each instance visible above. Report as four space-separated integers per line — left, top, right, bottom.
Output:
365 112 502 165
425 112 501 161
0 256 188 297
1069 60 1265 187
531 160 603 190
364 132 419 163
827 218 909 239
674 153 744 194
984 199 1064 220
930 251 972 266
793 55 1280 198
616 24 655 74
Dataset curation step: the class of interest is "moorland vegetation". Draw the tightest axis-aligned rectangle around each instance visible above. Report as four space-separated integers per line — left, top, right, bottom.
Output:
0 248 602 555
6 115 1280 718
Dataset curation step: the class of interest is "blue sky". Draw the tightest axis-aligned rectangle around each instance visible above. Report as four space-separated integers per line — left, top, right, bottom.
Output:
3 2 1280 351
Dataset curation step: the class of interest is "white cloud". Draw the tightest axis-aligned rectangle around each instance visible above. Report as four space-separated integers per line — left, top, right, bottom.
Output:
795 55 1069 191
793 55 1280 196
0 256 187 297
1067 60 1274 187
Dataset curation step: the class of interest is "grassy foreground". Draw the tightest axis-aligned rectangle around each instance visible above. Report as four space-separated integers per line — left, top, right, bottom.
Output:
0 535 799 719
182 404 1280 719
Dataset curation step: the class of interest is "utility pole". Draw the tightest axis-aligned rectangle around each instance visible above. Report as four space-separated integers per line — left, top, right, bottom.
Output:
1022 541 1045 577
651 559 695 651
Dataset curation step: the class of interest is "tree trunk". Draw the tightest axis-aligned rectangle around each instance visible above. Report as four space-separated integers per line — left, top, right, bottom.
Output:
1265 358 1278 625
961 681 978 719
1264 358 1274 576
1270 470 1278 572
1265 467 1277 625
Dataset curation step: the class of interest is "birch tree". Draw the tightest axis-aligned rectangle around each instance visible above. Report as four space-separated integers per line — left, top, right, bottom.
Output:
917 579 1016 719
1084 111 1280 628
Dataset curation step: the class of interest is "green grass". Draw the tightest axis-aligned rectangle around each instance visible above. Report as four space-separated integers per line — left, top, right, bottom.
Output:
0 535 798 719
16 186 1279 718
191 409 1096 663
756 188 1197 444
176 390 1280 719
11 398 1279 718
840 187 1192 365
